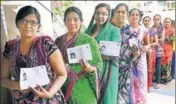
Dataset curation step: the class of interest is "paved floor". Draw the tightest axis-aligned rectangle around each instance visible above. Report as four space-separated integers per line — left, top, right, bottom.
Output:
147 79 175 104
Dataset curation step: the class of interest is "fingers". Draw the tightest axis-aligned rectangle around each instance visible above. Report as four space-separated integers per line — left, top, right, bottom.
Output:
37 85 46 93
30 86 40 96
79 59 86 68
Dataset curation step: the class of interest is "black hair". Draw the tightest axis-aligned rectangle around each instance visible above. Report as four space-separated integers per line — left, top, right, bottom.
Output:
153 14 162 26
95 3 111 16
129 8 143 24
171 20 175 28
143 16 151 22
15 5 40 28
115 3 129 14
64 6 83 21
111 9 115 17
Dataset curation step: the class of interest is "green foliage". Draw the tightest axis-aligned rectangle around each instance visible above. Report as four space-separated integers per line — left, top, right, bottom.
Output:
52 1 72 16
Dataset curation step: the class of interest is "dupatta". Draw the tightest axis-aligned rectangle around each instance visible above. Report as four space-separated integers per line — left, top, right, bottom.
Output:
85 9 120 104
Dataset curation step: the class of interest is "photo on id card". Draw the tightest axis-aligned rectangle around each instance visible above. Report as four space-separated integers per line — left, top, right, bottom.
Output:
20 65 50 90
99 41 121 56
129 38 139 47
67 44 92 64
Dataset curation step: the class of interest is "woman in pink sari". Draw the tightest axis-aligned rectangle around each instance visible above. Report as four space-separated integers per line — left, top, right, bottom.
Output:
129 8 150 104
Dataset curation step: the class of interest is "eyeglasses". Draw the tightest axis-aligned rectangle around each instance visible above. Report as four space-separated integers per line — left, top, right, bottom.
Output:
19 19 39 26
95 12 108 16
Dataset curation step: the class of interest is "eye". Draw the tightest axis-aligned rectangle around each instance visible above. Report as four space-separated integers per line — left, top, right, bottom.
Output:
30 20 39 26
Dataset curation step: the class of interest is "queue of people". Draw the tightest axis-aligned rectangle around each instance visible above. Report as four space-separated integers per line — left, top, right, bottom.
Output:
1 2 175 104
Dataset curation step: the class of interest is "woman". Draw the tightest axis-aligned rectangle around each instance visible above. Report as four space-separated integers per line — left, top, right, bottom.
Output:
129 8 150 104
161 17 175 84
55 6 103 104
143 16 158 92
152 14 165 88
86 3 121 104
170 20 175 80
114 3 133 104
113 3 129 29
1 6 67 104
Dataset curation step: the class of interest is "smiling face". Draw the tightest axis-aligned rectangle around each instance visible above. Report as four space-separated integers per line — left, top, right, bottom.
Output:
143 17 151 28
153 15 161 27
94 7 109 26
114 5 128 24
17 14 39 39
129 9 140 25
164 18 172 28
64 11 82 34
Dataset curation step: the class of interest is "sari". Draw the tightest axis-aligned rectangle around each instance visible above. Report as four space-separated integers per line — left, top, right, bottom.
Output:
147 28 157 90
86 15 121 104
117 24 141 104
55 31 103 104
161 27 175 83
130 25 148 104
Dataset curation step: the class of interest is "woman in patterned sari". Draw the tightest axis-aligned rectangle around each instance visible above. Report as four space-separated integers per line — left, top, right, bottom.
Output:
161 17 175 84
55 6 103 104
143 16 158 92
1 6 67 104
129 8 150 104
114 3 135 104
86 3 121 104
152 14 165 88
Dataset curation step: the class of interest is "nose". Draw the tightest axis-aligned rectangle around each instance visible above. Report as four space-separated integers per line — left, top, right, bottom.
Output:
25 21 32 27
69 19 75 25
119 12 123 16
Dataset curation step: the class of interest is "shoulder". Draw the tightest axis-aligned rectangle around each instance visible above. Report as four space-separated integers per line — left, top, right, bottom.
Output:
80 32 95 40
109 23 120 32
78 32 97 45
7 39 18 46
55 34 65 44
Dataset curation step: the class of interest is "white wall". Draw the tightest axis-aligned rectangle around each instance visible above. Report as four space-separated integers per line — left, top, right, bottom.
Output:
2 1 54 40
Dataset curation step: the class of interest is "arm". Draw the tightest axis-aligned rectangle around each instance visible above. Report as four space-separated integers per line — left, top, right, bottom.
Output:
141 32 151 52
158 28 165 42
151 35 158 46
1 57 20 90
47 49 67 97
31 49 67 98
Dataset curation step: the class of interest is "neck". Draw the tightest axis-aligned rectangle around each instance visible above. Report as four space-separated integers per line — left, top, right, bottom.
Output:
20 37 34 55
66 32 76 41
96 24 102 30
20 37 34 45
116 22 124 29
146 26 150 29
153 24 159 28
95 24 102 33
131 23 138 28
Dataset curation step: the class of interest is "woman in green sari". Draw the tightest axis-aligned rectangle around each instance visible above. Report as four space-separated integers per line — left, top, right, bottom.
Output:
86 3 121 104
55 6 103 104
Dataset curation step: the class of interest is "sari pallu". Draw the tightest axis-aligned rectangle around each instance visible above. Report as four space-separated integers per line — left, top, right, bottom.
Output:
161 27 175 83
129 25 148 104
55 31 103 104
118 24 142 104
147 28 157 89
86 17 121 104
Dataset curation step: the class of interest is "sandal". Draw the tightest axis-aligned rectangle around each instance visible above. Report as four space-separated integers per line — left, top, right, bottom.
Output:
153 84 160 89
